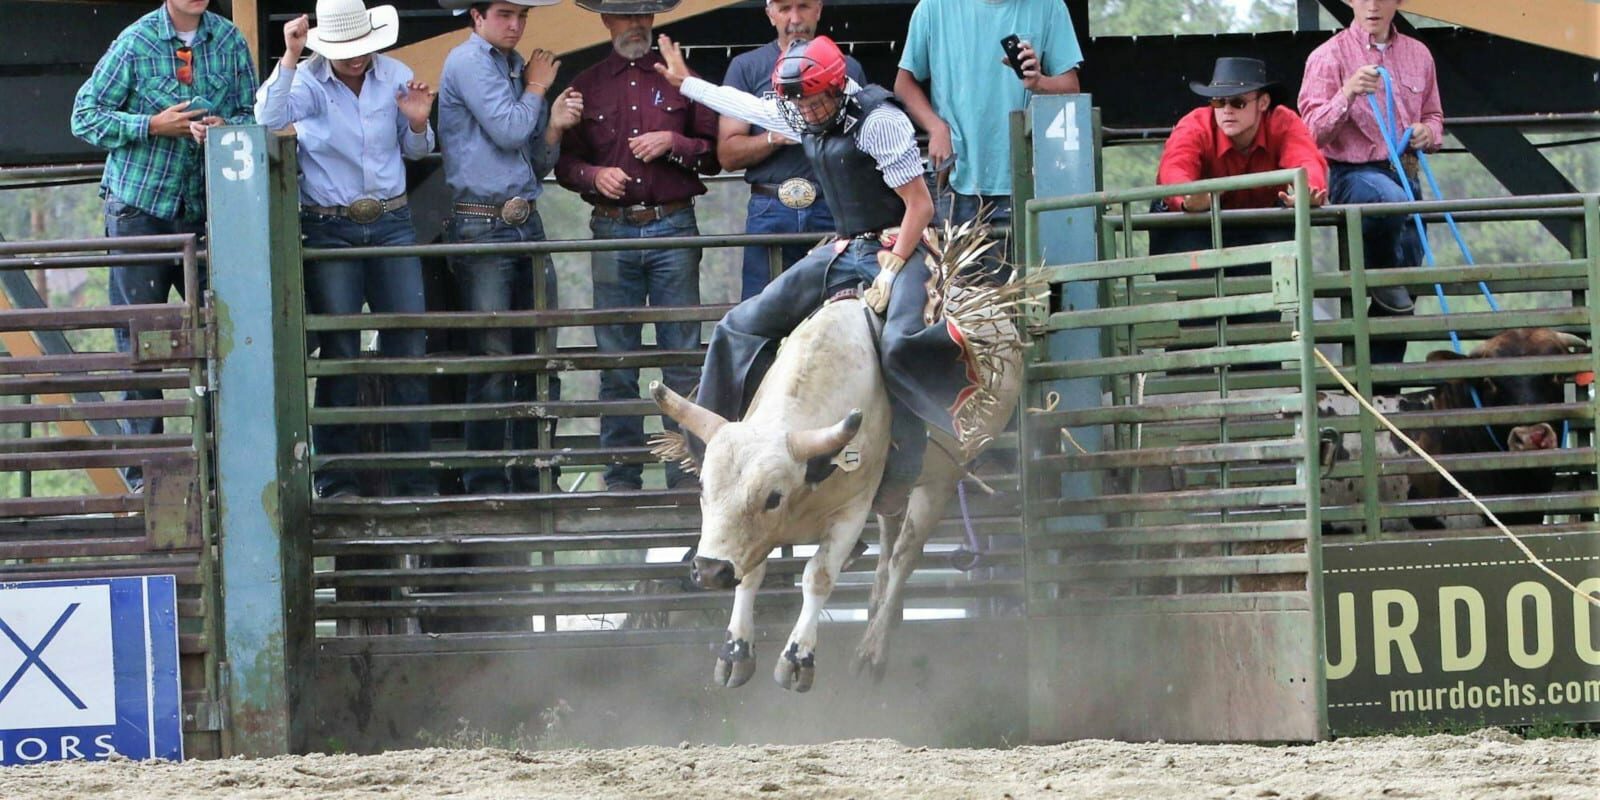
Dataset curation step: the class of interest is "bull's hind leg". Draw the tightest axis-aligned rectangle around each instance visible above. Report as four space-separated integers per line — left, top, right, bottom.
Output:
713 560 766 688
775 512 869 692
868 511 903 618
854 453 963 681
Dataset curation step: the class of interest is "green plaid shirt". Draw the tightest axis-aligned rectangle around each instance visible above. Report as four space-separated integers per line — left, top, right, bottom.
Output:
71 7 257 222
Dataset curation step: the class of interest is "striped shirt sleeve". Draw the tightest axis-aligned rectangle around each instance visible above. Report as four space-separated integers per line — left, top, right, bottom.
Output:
857 107 922 189
679 76 801 140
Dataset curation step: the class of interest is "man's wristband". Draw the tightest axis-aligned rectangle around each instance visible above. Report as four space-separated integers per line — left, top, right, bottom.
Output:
528 81 548 94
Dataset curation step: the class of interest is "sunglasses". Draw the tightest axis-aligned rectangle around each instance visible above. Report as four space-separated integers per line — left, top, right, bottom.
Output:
175 46 194 86
1208 96 1256 110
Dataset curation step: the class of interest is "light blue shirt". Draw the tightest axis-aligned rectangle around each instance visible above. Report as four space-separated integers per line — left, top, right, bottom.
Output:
899 0 1083 196
255 53 434 208
437 33 558 205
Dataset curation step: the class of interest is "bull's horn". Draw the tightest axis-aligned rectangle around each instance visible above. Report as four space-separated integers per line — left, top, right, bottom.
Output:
1554 331 1590 352
786 409 864 462
649 381 727 443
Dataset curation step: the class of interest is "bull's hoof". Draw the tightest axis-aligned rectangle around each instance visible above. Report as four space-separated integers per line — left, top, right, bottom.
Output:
852 619 890 684
712 636 756 688
774 641 816 693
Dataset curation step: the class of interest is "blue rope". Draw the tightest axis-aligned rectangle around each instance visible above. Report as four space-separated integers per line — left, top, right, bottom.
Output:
1365 67 1505 449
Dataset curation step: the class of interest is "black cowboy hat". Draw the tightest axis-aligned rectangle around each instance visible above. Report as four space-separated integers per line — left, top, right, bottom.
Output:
1189 57 1278 98
574 0 681 13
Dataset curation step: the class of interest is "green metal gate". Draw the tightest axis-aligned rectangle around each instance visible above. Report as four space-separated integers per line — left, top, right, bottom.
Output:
0 232 224 756
1017 169 1329 742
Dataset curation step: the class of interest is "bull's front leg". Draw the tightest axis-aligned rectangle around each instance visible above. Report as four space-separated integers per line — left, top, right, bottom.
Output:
775 513 868 693
714 560 766 688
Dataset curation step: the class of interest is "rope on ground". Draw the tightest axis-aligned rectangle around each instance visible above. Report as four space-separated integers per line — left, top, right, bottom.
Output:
1307 342 1600 609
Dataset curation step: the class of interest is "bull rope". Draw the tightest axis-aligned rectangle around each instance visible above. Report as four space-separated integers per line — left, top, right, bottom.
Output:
1308 340 1600 609
1366 67 1527 449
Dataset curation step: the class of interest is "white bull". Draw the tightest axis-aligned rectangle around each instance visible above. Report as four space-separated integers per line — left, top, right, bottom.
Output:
650 290 1023 693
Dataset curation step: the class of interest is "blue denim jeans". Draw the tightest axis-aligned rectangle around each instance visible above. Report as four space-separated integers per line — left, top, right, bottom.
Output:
589 206 702 489
301 208 433 497
739 192 836 300
447 210 562 493
104 196 206 489
1329 162 1422 363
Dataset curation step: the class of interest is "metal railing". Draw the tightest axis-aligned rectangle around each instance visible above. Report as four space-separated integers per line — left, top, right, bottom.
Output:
288 224 1024 646
1041 186 1598 542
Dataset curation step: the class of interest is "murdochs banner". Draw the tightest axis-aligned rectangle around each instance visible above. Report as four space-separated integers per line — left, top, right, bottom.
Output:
1323 533 1600 732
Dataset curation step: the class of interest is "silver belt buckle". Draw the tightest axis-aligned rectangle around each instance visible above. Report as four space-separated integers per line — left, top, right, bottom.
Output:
500 197 531 225
777 178 817 210
346 197 383 224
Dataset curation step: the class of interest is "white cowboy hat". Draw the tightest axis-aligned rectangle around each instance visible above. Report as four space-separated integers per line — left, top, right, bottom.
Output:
306 0 400 60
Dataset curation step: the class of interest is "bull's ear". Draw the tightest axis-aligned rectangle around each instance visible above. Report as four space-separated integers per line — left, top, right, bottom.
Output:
1425 350 1468 362
804 457 837 484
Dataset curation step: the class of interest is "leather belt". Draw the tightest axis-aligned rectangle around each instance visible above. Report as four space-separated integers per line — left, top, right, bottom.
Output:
304 194 407 224
591 199 693 225
453 197 534 225
751 178 819 209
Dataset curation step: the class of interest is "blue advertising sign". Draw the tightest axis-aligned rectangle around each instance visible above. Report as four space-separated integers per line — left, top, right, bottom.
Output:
0 576 183 765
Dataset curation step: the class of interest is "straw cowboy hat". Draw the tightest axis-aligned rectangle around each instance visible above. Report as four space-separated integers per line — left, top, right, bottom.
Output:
306 0 399 60
574 0 682 14
436 0 563 11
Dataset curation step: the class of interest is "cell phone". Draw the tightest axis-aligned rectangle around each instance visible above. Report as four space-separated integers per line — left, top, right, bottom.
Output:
1000 34 1028 80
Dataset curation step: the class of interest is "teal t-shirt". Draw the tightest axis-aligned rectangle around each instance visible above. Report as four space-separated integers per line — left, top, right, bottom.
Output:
898 0 1083 196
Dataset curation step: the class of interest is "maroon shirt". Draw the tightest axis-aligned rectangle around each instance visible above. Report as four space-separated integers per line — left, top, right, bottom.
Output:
556 50 719 206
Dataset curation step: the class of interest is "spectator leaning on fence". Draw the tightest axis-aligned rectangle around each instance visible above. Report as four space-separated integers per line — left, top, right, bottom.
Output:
437 0 582 495
894 0 1081 232
1152 57 1328 256
255 0 438 499
70 0 257 492
556 0 719 494
719 0 866 300
1299 0 1443 365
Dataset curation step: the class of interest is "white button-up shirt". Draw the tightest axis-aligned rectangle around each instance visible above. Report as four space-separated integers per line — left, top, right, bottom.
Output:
255 53 434 208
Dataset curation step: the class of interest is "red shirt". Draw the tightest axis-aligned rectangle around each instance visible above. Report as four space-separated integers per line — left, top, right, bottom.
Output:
1156 105 1329 211
556 50 720 207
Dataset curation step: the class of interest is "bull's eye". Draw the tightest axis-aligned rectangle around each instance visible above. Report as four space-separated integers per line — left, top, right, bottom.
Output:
764 491 783 511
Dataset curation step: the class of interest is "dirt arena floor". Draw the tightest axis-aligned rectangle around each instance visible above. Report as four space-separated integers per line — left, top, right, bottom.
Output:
1 729 1594 799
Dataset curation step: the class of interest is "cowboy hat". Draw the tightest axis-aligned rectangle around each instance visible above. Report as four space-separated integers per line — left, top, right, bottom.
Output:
436 0 562 12
306 0 400 60
1189 57 1278 98
574 0 681 14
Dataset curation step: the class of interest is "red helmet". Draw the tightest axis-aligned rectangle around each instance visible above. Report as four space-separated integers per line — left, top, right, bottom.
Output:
772 36 848 101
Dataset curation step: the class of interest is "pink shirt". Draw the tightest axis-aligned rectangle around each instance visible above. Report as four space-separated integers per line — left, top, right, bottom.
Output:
1298 24 1444 164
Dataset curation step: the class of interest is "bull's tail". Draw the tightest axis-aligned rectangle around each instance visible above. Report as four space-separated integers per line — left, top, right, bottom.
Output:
649 430 699 476
928 215 1047 460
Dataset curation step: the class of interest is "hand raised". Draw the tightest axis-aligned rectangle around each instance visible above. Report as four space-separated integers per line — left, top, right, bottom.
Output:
652 34 692 88
524 49 559 94
283 15 309 64
397 81 436 130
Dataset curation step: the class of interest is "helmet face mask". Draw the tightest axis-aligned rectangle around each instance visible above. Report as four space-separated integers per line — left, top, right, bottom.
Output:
771 36 849 135
778 88 845 135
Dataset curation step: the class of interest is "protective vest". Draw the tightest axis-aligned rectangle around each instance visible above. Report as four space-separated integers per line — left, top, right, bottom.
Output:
803 86 907 237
